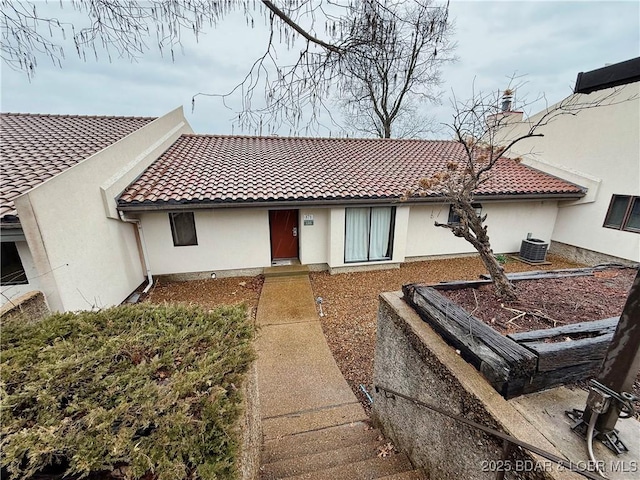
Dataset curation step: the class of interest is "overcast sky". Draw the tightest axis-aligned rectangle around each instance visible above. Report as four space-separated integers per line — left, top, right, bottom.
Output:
1 1 638 138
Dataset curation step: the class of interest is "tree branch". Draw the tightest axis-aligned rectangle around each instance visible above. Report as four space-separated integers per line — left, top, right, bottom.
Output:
261 0 342 53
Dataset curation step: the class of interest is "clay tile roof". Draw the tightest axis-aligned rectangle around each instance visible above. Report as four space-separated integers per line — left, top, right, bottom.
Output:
118 135 585 207
0 112 155 221
118 134 583 207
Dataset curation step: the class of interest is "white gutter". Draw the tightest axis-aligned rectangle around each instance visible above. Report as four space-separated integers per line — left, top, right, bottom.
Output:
118 211 154 294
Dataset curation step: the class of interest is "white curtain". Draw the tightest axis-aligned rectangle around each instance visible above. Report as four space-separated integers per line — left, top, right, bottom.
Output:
369 207 392 260
345 208 370 262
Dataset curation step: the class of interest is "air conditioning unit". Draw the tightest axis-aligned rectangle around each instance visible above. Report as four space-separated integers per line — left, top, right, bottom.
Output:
519 238 548 263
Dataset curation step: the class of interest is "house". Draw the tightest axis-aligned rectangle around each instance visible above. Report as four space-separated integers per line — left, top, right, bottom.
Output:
116 135 583 284
493 57 640 264
4 59 636 313
1 107 583 312
0 108 193 311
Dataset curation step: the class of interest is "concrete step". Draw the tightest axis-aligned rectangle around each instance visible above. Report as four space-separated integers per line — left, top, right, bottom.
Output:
263 265 309 278
262 402 368 440
378 469 428 479
260 439 386 479
262 421 380 464
279 452 414 480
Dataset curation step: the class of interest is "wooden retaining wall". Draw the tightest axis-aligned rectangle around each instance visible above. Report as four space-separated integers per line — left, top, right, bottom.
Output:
402 267 627 398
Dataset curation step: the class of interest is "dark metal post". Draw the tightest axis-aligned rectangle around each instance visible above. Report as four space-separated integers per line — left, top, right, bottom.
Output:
587 269 640 432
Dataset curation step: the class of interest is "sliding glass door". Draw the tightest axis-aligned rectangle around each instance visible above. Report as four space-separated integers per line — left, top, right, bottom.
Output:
344 207 395 262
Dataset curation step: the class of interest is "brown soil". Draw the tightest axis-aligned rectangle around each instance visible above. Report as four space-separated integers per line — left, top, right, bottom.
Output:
144 275 264 320
308 254 585 411
438 268 636 335
438 267 639 416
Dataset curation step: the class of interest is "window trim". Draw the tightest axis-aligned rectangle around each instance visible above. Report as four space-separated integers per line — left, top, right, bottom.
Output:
343 206 395 263
603 195 639 233
169 212 198 247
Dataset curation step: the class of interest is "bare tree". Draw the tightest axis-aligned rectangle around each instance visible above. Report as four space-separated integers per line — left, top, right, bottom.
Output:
407 84 632 301
1 1 454 135
336 0 455 138
1 1 235 77
193 0 454 135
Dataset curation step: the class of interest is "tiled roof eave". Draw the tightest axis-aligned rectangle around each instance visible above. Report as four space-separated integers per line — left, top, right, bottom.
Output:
117 190 585 212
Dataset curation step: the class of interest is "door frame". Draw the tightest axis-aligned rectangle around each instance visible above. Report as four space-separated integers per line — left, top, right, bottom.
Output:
268 209 300 261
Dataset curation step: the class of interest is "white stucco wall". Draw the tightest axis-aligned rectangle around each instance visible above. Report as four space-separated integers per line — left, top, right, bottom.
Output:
140 209 271 275
495 83 640 261
0 241 43 306
405 201 559 258
13 107 193 312
299 208 329 265
137 201 559 277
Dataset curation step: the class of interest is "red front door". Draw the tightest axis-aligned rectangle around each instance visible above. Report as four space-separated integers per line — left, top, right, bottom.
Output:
269 210 299 260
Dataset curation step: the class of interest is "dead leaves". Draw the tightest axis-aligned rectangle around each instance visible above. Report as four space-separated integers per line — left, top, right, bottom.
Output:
377 442 396 458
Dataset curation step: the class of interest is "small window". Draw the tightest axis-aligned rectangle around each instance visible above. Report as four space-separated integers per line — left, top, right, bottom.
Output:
1 242 28 285
448 203 482 225
169 212 198 246
603 195 640 233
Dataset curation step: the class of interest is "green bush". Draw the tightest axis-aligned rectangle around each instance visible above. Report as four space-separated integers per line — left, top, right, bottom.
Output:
495 254 508 265
1 303 255 480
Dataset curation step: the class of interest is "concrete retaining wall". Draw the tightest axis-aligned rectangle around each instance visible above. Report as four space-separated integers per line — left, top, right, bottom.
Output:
549 241 638 267
239 361 261 480
372 292 581 480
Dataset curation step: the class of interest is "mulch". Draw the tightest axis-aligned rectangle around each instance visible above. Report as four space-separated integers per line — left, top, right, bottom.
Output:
144 275 264 320
438 268 636 335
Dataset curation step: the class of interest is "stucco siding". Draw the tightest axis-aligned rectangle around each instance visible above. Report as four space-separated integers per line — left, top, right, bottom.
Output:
13 107 192 311
496 83 640 261
554 199 639 262
405 201 559 257
139 201 559 277
299 208 329 265
141 209 271 275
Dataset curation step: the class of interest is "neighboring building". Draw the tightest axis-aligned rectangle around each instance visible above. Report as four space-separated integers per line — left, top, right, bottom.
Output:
494 57 640 263
0 108 193 311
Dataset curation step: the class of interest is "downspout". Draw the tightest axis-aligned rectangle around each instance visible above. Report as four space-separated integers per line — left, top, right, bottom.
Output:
118 211 154 294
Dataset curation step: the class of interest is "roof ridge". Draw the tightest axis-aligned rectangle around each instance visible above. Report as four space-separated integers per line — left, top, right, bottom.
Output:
0 112 157 121
179 133 458 143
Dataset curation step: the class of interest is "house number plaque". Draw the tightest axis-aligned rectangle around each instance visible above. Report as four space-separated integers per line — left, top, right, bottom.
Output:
303 214 314 226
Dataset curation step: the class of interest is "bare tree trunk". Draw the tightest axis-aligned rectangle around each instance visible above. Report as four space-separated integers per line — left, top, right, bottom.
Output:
476 241 517 301
466 210 517 301
383 120 392 138
436 201 518 302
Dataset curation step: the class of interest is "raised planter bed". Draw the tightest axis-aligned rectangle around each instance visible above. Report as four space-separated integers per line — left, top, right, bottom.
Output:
402 266 634 399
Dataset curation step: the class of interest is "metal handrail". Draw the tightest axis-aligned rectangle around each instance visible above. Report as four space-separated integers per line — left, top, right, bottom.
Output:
375 384 604 480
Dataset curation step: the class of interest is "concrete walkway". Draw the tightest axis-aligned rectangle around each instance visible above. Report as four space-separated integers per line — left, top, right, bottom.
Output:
255 269 424 479
256 272 367 440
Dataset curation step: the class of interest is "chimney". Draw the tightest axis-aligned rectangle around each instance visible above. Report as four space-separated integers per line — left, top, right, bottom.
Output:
501 89 514 112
